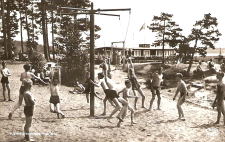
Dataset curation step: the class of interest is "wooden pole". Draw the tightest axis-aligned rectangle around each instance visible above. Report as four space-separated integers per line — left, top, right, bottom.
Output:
90 2 95 116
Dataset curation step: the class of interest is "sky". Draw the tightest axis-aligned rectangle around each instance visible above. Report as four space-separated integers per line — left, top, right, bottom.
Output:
13 0 225 49
92 0 225 48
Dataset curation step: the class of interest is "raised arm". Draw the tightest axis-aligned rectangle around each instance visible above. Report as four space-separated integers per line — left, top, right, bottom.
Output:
89 79 101 87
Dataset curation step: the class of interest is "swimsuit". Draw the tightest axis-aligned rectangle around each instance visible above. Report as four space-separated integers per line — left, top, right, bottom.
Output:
49 96 60 105
130 77 140 90
1 77 9 84
108 90 119 100
24 106 34 117
104 89 111 98
19 86 25 94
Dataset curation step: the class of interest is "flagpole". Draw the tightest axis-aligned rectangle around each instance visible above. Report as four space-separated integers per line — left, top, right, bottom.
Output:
144 22 146 44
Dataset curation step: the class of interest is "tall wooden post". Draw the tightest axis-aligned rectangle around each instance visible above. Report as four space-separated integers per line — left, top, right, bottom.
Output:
90 2 95 116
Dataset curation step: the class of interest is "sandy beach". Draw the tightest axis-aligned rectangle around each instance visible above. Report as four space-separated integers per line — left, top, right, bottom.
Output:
0 62 225 142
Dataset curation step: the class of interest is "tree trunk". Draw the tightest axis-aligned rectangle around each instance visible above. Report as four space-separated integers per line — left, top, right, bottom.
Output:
1 0 7 59
6 0 12 59
41 0 49 61
187 38 198 74
19 0 24 53
25 3 30 52
51 0 55 60
162 20 165 64
46 19 50 60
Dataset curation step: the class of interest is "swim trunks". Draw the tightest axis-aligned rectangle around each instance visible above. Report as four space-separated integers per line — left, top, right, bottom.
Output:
49 96 60 105
130 77 140 90
19 86 25 94
24 106 34 117
108 90 119 100
104 89 110 98
1 77 9 84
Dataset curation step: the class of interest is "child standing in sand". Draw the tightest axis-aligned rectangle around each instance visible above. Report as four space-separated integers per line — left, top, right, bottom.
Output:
23 79 35 141
117 80 138 127
8 64 47 120
129 68 146 110
49 71 65 119
173 73 187 121
212 72 225 126
149 67 163 111
1 61 13 101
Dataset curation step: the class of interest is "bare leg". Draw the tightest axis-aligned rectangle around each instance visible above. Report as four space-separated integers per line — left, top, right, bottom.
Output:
107 98 122 123
86 93 89 103
221 104 225 125
50 103 55 113
102 97 107 115
94 92 102 100
24 116 32 141
149 92 156 111
138 88 146 108
214 107 221 124
9 93 23 119
156 90 161 110
56 103 65 118
133 90 138 110
128 105 137 124
2 83 6 101
177 96 185 119
6 84 12 101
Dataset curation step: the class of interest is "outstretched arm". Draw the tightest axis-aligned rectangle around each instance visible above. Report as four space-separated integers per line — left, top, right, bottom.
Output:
89 79 101 87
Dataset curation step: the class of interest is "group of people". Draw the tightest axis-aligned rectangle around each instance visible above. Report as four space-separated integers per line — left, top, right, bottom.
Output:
1 62 65 141
1 56 225 140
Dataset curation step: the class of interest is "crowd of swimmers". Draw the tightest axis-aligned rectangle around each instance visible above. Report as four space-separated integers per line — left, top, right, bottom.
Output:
1 57 225 141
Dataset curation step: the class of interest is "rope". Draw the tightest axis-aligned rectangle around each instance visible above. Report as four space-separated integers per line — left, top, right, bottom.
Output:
124 11 131 42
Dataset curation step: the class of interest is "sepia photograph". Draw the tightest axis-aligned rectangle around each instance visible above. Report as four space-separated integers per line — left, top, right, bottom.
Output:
0 0 225 141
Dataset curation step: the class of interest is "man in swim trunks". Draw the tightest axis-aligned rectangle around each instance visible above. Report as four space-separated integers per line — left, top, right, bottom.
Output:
212 71 225 126
23 79 35 141
8 64 47 120
49 71 65 119
173 73 187 121
1 61 13 101
149 67 163 111
117 80 138 127
90 72 115 115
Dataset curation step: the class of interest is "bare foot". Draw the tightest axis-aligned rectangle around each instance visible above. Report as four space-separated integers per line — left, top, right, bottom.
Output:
141 106 147 109
116 116 124 122
107 117 112 123
213 122 219 125
131 121 138 125
180 117 186 121
61 114 65 119
148 108 153 111
8 99 14 102
101 112 106 116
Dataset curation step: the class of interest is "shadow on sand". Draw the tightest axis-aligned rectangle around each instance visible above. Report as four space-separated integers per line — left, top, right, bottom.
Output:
155 119 180 124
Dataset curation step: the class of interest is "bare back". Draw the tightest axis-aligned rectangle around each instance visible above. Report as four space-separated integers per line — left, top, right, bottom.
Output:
99 79 109 90
20 72 35 86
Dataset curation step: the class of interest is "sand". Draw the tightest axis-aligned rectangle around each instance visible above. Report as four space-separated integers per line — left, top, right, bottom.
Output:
0 62 225 142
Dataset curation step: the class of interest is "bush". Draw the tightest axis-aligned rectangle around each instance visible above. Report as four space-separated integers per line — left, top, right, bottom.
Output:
29 51 47 72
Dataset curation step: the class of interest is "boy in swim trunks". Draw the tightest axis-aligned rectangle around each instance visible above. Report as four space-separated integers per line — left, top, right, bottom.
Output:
83 71 102 103
129 68 146 110
149 67 163 111
23 79 35 141
173 73 187 121
212 72 225 126
117 80 138 127
8 64 47 120
1 61 13 101
49 72 65 119
90 72 115 115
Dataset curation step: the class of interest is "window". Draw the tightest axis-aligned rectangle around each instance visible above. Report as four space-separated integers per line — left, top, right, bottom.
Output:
134 50 141 57
144 50 151 57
